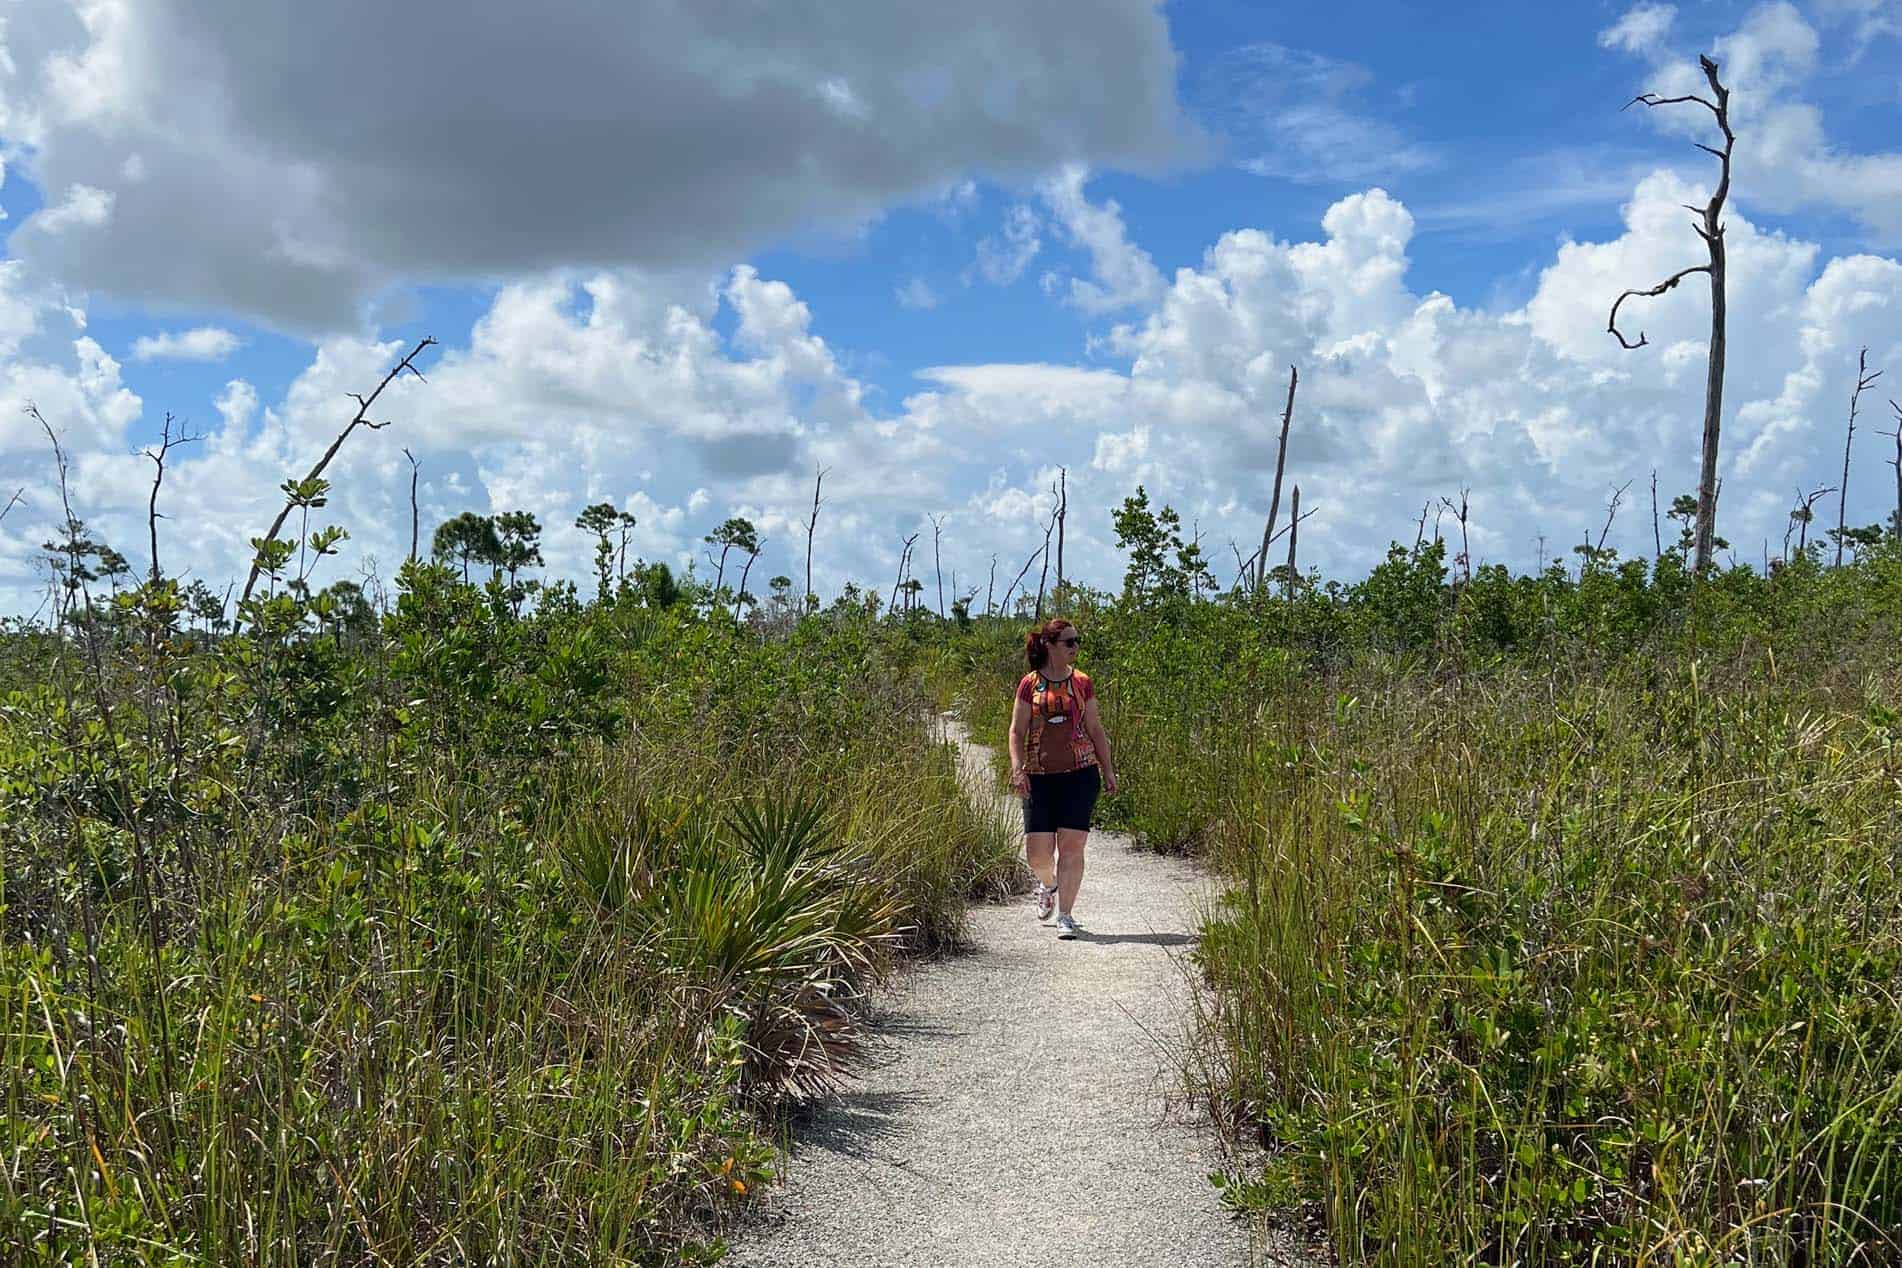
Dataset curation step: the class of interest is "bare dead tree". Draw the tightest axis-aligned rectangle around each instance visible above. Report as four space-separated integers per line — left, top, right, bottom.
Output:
1284 485 1301 597
402 447 421 563
1791 484 1834 559
890 532 918 619
0 487 22 527
140 412 201 584
1608 55 1734 574
1055 467 1067 594
930 513 946 619
1001 542 1043 618
986 553 998 617
1440 489 1472 585
1033 494 1060 620
1596 480 1633 556
237 336 436 619
1413 501 1431 553
1835 348 1883 566
1256 364 1299 594
735 536 763 621
1229 540 1249 592
1885 400 1902 539
1650 469 1662 559
804 463 827 610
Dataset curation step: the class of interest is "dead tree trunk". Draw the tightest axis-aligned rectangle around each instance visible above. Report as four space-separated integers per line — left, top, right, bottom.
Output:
1886 401 1902 538
891 533 917 619
238 336 436 619
1609 56 1733 574
1033 499 1059 620
1256 365 1298 594
142 413 198 583
1650 469 1662 560
1795 484 1833 557
1002 543 1042 618
931 514 946 619
735 542 761 621
403 447 420 563
986 553 998 617
1596 481 1631 558
1836 349 1882 566
1055 467 1067 595
1284 485 1301 598
1441 489 1472 585
804 463 827 610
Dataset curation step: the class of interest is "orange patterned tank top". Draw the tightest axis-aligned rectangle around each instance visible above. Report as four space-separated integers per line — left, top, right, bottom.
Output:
1017 670 1097 774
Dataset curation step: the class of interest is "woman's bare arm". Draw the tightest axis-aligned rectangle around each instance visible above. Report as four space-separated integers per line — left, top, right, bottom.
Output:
1008 695 1032 795
1082 692 1117 794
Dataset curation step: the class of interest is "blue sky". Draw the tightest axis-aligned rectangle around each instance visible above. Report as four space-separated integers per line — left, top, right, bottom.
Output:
1 0 1900 610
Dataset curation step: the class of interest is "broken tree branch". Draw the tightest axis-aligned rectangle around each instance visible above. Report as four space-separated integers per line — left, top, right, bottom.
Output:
1596 480 1632 556
890 532 918 620
402 447 421 564
1034 493 1060 620
804 463 827 610
1607 265 1712 351
1836 348 1882 566
237 336 436 619
1256 364 1298 594
1886 399 1902 539
930 513 946 620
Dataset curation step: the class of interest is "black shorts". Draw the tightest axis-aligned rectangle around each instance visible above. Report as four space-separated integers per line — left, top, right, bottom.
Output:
1023 765 1101 835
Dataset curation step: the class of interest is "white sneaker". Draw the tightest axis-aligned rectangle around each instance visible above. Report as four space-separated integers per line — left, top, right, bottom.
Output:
1034 883 1057 921
1055 913 1080 940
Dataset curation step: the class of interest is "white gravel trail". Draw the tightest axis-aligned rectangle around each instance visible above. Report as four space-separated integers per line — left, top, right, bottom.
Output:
726 717 1304 1267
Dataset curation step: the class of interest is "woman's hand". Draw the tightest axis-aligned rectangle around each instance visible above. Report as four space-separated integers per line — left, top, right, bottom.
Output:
1010 765 1030 797
1102 768 1119 796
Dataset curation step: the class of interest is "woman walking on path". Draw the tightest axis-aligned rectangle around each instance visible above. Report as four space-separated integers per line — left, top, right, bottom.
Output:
1009 618 1118 939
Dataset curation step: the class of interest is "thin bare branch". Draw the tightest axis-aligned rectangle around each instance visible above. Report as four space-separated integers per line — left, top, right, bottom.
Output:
1596 480 1632 555
236 336 437 618
1626 91 1719 116
1607 265 1711 349
142 412 203 583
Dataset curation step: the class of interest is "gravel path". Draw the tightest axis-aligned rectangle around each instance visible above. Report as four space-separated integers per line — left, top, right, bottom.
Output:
727 717 1302 1267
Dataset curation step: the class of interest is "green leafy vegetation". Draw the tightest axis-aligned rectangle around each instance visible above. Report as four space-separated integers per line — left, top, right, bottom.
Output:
13 391 1902 1267
3 486 1017 1264
948 516 1902 1265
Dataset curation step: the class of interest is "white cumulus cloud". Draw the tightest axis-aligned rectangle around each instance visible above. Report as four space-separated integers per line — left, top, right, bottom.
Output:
130 326 242 362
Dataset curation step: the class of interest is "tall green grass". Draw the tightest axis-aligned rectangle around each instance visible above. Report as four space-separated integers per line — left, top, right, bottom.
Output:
1175 660 1901 1263
2 605 1017 1265
943 558 1902 1262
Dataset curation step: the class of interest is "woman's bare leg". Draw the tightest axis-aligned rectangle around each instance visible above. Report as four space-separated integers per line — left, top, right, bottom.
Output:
1024 831 1057 889
1055 828 1089 915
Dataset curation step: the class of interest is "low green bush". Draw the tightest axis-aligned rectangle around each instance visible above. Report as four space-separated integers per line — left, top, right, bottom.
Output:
2 571 1014 1265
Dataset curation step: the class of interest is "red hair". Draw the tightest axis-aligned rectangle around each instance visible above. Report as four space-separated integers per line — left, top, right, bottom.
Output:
1023 618 1075 671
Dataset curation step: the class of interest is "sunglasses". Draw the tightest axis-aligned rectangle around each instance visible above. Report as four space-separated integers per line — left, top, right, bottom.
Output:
1055 636 1082 647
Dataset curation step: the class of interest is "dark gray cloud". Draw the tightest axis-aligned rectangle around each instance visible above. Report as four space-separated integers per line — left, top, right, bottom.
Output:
1 0 1195 330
